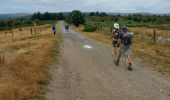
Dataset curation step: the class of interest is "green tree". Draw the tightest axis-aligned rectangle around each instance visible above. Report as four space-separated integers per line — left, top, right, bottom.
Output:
58 12 65 20
68 10 85 27
89 12 96 16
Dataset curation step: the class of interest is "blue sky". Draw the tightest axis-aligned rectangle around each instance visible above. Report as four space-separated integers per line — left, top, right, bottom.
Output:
0 0 169 14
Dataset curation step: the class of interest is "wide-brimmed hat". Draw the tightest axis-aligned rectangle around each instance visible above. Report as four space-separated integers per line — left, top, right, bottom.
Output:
114 23 120 29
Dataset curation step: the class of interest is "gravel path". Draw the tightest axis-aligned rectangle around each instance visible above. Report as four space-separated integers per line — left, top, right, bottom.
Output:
46 21 170 100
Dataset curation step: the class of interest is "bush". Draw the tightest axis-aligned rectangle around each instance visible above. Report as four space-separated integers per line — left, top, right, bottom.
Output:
83 24 96 32
67 10 85 27
19 28 23 31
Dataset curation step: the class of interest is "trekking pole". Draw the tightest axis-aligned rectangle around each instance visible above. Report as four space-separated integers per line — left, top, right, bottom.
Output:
124 53 127 66
121 52 126 66
111 49 115 63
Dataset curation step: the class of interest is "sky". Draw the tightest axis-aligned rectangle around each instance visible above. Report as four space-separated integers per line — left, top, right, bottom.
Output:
0 0 170 14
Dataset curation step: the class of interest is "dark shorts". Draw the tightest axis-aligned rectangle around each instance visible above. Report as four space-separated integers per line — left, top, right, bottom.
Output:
53 30 56 33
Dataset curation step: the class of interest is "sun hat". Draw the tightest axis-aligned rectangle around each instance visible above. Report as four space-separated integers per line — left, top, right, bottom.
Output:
114 23 120 29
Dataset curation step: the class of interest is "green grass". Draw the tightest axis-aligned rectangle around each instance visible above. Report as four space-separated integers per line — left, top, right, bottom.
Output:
37 20 57 25
83 24 96 32
30 95 46 100
86 16 170 30
0 20 57 31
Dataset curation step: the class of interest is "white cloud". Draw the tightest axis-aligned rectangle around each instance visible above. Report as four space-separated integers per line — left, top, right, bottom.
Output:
0 0 169 13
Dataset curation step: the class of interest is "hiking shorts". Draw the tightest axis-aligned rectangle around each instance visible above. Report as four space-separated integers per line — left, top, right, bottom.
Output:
53 30 56 33
120 44 132 56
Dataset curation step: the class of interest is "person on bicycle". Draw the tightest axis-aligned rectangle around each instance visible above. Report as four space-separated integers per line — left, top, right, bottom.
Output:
119 27 133 71
111 23 122 66
52 24 56 35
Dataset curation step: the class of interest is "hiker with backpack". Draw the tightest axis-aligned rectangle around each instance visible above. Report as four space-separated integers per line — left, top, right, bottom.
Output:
65 24 70 32
111 23 133 71
111 23 122 65
52 24 56 35
119 27 133 71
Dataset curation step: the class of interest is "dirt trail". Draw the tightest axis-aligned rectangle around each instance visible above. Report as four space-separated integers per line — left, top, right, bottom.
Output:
46 21 170 100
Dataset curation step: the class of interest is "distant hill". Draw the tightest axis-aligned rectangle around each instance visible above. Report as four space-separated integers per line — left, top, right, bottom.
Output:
108 12 170 16
0 12 169 20
0 13 32 20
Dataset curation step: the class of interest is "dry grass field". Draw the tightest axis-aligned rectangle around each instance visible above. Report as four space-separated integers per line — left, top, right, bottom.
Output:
130 27 170 37
0 22 61 100
74 26 170 77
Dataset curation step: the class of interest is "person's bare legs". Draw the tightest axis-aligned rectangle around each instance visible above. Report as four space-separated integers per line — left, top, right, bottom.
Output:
127 55 132 64
114 47 121 66
127 55 132 71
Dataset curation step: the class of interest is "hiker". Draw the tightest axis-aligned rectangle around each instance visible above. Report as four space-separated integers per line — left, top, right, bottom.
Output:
65 24 70 32
52 24 56 35
111 23 122 65
119 27 133 71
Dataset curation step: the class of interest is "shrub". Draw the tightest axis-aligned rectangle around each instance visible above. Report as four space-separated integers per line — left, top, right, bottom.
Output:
9 30 13 33
67 10 85 27
19 28 23 31
4 31 8 34
83 24 96 32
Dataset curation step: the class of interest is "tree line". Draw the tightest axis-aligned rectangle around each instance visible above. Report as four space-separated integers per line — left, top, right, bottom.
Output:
0 18 32 30
31 12 65 20
0 12 65 31
86 12 170 25
88 12 107 17
0 10 169 31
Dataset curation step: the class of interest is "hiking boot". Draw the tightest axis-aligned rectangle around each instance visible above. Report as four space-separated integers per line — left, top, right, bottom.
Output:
127 63 132 71
114 60 119 66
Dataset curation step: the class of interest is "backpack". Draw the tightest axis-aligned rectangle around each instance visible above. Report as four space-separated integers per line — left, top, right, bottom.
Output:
52 26 56 30
122 32 132 46
112 31 123 47
113 29 122 40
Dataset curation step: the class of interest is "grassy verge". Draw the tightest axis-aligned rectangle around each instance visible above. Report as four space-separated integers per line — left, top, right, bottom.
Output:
73 26 170 77
132 39 170 76
0 20 57 32
74 26 111 44
0 22 61 100
86 19 170 30
37 20 57 25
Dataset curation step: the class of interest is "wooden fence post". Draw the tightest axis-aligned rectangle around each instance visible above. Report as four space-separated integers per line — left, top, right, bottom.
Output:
0 55 5 66
11 31 13 38
153 29 157 44
30 28 33 35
